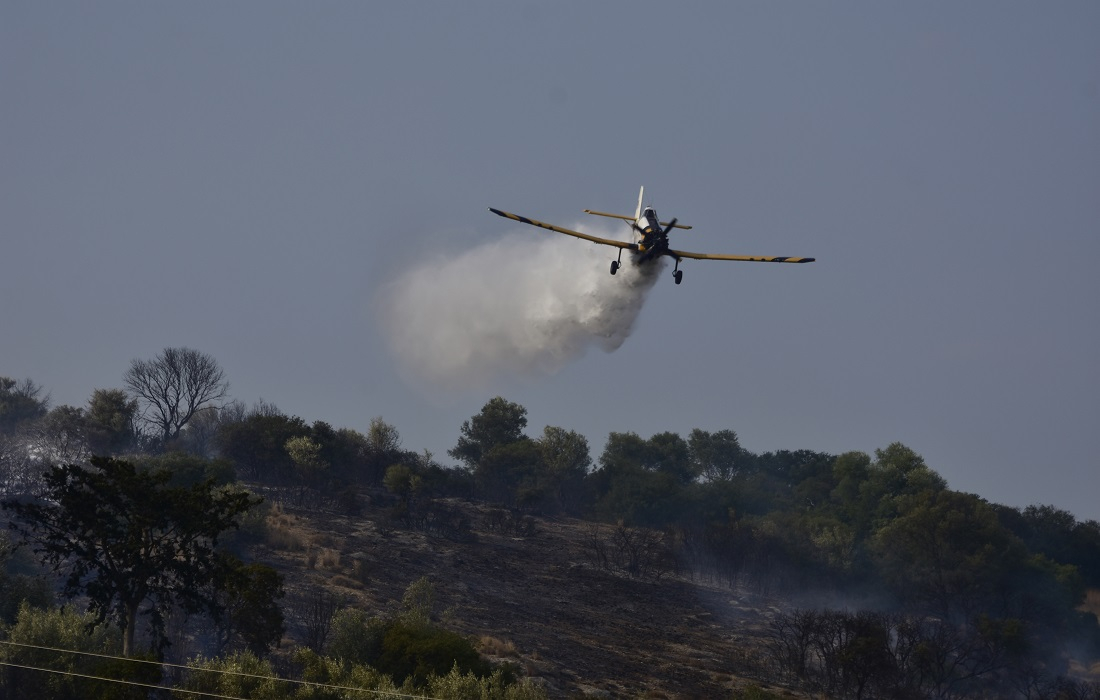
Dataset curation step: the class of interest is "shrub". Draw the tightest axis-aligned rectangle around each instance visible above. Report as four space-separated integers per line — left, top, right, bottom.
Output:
175 651 286 700
426 664 546 700
378 621 491 687
0 603 143 700
327 608 386 667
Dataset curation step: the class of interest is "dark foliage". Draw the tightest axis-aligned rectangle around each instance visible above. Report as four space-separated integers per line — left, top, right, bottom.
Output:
3 457 261 654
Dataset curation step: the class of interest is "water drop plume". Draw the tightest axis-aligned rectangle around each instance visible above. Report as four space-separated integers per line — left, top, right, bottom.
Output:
380 228 663 389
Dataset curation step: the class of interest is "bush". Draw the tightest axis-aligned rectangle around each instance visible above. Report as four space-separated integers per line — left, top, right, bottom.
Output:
378 621 491 686
0 603 145 700
326 599 493 689
175 651 286 700
327 608 386 666
426 664 545 700
0 531 53 623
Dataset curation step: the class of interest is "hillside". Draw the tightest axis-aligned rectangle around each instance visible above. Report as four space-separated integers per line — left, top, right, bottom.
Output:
252 490 794 699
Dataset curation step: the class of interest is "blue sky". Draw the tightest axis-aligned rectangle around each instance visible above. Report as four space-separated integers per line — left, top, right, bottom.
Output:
3 3 1098 519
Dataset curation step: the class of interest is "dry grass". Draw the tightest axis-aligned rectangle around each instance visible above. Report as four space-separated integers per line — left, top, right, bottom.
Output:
330 574 366 590
1080 589 1100 617
267 522 305 551
1068 658 1100 681
478 635 518 658
304 546 342 571
319 547 341 570
265 504 307 551
350 559 370 586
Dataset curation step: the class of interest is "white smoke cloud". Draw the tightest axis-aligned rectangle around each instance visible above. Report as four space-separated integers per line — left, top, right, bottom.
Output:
379 225 664 389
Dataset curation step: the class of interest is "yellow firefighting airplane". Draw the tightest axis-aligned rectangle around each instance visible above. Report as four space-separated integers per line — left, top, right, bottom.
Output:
489 187 815 284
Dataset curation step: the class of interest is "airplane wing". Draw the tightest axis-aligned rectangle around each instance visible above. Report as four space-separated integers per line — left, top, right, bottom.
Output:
669 248 816 263
489 208 637 250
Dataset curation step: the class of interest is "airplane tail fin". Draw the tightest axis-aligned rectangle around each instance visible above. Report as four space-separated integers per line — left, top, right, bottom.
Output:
635 186 644 220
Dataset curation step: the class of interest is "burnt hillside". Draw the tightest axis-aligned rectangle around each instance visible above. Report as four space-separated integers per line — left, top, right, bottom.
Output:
253 491 799 699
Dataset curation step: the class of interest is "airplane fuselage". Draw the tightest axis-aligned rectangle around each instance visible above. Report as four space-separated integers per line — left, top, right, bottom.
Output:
633 208 673 262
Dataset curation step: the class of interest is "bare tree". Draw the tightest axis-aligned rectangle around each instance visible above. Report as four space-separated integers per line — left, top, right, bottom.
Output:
298 589 342 653
124 347 229 444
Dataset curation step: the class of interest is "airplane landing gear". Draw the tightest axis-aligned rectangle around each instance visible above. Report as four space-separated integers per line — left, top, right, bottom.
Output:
610 260 619 275
674 270 683 285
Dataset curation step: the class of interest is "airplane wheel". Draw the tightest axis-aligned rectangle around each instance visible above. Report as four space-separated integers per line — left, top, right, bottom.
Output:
674 270 683 285
610 260 619 275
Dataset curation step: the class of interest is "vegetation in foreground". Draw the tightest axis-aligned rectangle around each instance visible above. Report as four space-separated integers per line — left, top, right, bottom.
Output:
1 351 1098 698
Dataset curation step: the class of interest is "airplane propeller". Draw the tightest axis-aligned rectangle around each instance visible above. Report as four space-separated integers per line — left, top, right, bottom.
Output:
661 218 678 236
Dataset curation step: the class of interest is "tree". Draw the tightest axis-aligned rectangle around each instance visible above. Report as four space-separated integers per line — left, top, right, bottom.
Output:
384 463 422 505
689 428 749 482
0 430 41 497
450 397 528 468
450 397 534 503
123 347 229 444
176 402 243 458
368 416 402 454
215 410 309 482
0 531 53 624
0 377 49 434
536 426 590 511
136 451 235 488
358 417 404 485
590 432 686 526
2 456 260 655
480 439 541 505
646 431 695 483
0 603 131 700
86 388 139 455
286 435 329 486
24 405 93 465
214 555 285 656
871 489 1025 621
829 444 946 536
176 651 286 700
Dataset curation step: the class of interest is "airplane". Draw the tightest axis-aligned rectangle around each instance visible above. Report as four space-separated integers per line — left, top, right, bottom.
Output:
489 187 815 284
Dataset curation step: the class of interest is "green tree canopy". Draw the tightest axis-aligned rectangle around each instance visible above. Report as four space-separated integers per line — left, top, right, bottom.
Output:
285 434 329 486
450 397 534 503
3 456 261 655
871 489 1026 621
216 411 309 482
689 428 749 483
214 554 285 656
535 425 591 512
590 431 690 525
450 397 528 468
0 377 49 434
86 388 139 455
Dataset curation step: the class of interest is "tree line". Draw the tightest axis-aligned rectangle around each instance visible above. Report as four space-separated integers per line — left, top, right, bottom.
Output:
0 348 546 697
2 347 1099 698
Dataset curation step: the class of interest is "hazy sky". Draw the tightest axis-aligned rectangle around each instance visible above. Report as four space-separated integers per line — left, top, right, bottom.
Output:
3 3 1098 519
